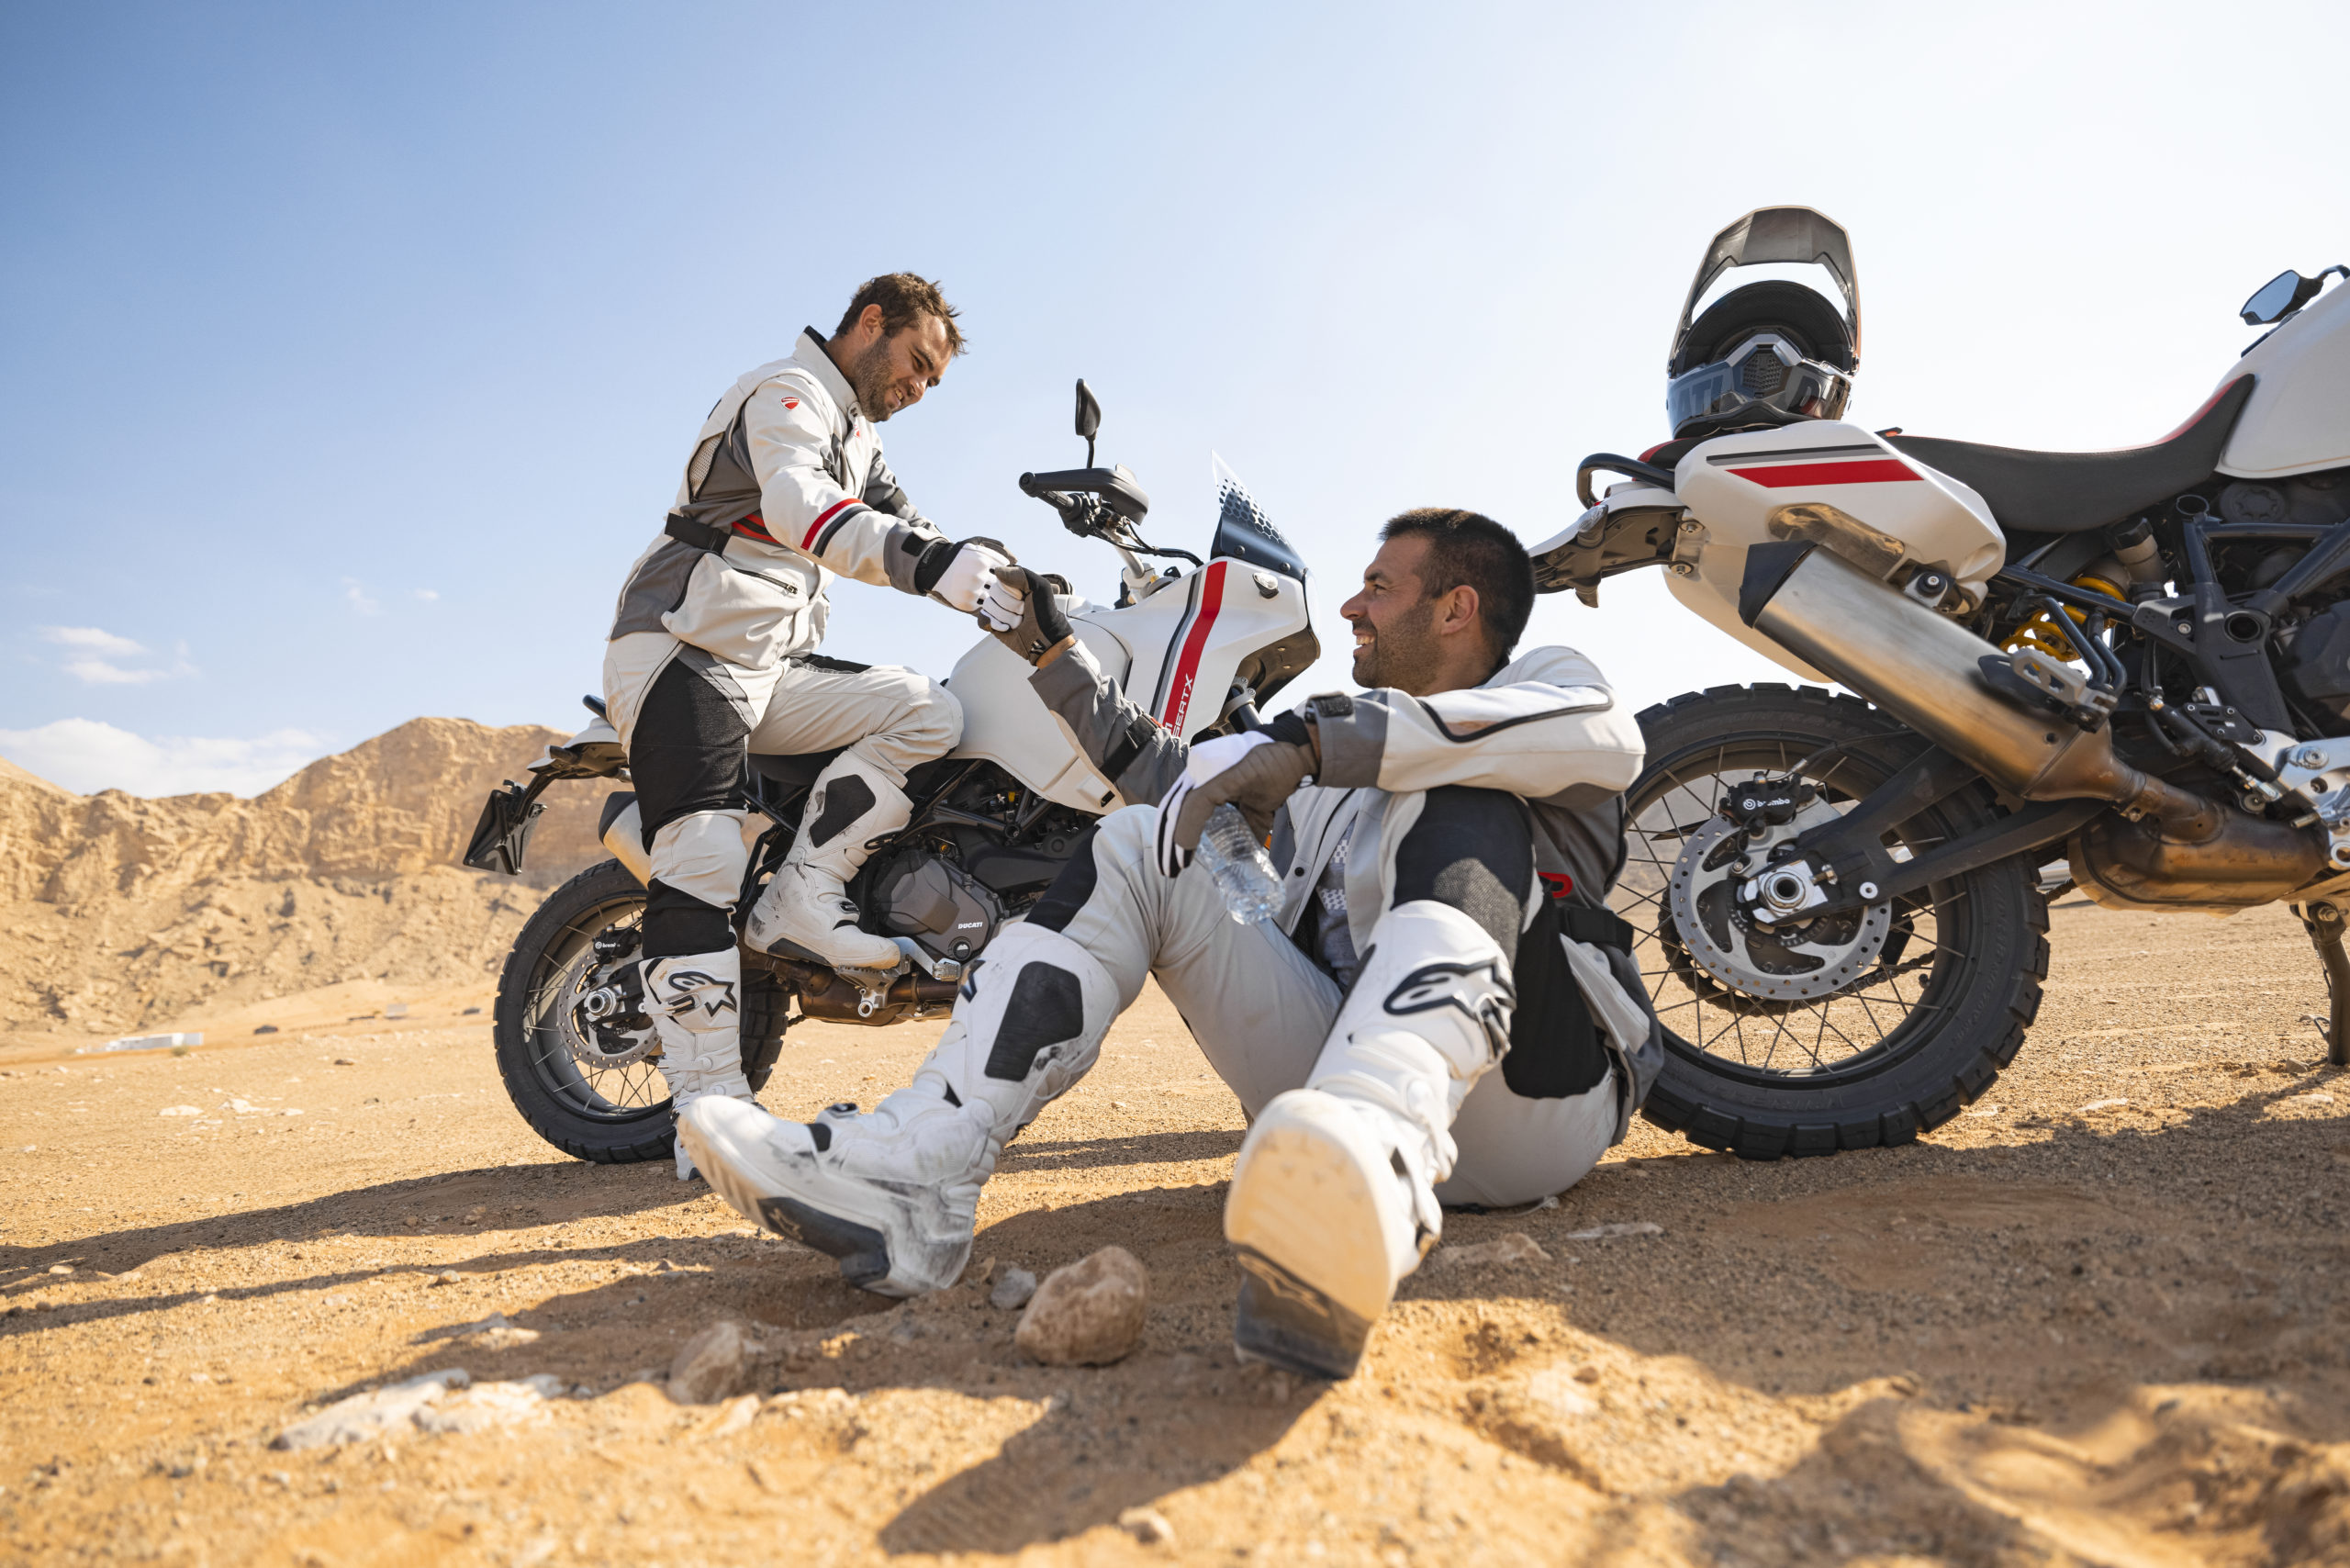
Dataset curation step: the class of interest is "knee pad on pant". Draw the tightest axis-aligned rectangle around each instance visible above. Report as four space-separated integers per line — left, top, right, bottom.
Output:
648 811 755 910
924 922 1120 1133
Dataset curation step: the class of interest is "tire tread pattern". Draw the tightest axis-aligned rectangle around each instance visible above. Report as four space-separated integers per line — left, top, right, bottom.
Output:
1629 685 2050 1160
491 859 789 1164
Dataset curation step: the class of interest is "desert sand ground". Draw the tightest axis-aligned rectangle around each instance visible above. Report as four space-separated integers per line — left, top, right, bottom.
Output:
2 898 2344 1566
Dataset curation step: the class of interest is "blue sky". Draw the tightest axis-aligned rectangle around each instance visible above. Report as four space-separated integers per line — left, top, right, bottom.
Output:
3 1 2345 794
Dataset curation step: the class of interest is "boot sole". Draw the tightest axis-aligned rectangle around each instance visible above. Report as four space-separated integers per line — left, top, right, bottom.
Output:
1223 1097 1402 1381
677 1104 962 1299
1232 1249 1371 1380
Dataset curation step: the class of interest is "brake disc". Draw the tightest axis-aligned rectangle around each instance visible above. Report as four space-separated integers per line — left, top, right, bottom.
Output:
556 947 660 1070
1666 801 1890 1002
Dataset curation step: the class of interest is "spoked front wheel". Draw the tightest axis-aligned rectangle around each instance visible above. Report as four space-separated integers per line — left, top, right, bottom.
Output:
1615 685 2050 1159
491 859 789 1163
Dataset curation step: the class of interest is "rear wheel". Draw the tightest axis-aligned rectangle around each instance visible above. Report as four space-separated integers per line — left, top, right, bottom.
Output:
1617 685 2050 1159
492 859 789 1163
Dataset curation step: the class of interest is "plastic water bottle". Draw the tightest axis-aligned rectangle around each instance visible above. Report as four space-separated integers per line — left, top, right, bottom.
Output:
1197 801 1282 924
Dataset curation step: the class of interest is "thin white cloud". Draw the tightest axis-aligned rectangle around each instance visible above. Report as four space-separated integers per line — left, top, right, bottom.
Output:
62 657 169 686
0 719 329 797
343 578 381 616
39 624 194 685
413 588 440 602
42 625 146 657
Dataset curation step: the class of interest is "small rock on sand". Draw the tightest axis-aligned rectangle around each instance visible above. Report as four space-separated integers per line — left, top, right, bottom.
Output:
668 1319 750 1404
1015 1248 1147 1366
273 1370 470 1450
459 1313 542 1350
990 1268 1038 1310
1118 1505 1176 1546
1428 1233 1550 1269
1561 1222 1662 1241
412 1374 562 1436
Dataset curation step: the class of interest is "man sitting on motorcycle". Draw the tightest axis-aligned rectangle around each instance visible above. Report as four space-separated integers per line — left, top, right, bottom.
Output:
681 509 1662 1378
604 273 1022 1174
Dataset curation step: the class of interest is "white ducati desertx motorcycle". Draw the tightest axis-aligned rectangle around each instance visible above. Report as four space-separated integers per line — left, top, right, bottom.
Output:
1539 206 2350 1159
465 384 1318 1161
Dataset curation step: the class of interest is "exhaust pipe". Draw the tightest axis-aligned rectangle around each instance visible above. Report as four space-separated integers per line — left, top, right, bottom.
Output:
1740 543 2322 909
1743 543 2209 823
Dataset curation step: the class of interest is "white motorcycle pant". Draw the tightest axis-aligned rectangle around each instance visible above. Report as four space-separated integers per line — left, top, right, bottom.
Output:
981 791 1618 1208
601 630 962 963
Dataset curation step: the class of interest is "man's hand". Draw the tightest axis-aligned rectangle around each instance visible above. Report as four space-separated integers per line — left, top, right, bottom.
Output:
1154 718 1319 878
979 566 1075 665
918 539 1015 612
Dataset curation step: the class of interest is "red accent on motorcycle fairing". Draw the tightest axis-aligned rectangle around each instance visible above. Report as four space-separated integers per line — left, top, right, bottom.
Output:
1728 459 1921 487
2154 375 2252 443
1158 560 1231 734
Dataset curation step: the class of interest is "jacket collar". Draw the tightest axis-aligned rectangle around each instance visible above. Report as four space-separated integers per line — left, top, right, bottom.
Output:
792 327 863 422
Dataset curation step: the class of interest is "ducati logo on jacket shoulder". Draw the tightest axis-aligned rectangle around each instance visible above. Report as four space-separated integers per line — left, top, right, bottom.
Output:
658 970 738 1019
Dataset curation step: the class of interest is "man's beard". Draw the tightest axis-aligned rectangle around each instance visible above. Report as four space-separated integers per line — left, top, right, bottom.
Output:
1349 601 1440 689
847 335 898 421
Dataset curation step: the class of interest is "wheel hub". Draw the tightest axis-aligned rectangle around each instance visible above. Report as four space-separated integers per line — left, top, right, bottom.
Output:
1667 801 1890 1002
559 948 660 1069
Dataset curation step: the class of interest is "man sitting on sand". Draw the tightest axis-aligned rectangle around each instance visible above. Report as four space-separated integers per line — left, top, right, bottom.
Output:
681 509 1662 1380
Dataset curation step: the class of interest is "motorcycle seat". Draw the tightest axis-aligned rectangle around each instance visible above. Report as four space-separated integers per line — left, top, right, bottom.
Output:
748 749 845 787
1883 375 2255 535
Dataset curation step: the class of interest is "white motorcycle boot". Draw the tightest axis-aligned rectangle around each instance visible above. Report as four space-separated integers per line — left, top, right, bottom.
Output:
645 948 756 1180
678 922 1118 1294
1225 901 1516 1379
744 753 908 972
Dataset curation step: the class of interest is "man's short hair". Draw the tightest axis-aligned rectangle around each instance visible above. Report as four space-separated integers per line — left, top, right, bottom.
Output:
1379 507 1536 665
835 274 967 356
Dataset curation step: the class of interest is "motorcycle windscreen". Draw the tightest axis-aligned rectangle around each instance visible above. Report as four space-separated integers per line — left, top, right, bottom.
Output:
1209 454 1307 582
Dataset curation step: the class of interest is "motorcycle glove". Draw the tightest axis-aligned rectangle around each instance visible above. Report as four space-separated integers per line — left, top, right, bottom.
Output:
979 565 1075 664
1154 713 1318 879
915 538 1015 613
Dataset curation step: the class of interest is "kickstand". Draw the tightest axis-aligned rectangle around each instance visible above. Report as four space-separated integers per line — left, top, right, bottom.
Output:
2300 901 2350 1069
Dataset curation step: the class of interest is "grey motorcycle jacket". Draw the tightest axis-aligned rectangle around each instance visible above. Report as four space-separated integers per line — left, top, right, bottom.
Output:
608 329 955 669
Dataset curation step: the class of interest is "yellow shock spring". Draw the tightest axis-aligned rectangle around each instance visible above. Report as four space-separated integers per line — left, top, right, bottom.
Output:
2003 574 2127 662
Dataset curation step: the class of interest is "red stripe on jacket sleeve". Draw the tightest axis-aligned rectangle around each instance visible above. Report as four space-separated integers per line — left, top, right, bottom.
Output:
800 498 864 551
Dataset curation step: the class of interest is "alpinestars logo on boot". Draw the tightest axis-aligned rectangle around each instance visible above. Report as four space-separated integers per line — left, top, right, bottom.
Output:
659 970 738 1018
1383 959 1515 1050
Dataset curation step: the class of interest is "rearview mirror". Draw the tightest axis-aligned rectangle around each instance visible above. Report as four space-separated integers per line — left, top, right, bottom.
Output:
2242 268 2328 326
1074 378 1102 442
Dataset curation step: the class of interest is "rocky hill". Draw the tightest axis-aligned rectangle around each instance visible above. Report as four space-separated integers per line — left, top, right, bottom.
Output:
0 719 623 1036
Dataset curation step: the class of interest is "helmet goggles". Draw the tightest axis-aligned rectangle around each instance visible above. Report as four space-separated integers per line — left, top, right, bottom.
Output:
1665 331 1852 437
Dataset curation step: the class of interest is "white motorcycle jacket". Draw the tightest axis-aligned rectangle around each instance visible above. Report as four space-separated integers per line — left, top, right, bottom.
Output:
1032 642 1665 1136
608 329 956 668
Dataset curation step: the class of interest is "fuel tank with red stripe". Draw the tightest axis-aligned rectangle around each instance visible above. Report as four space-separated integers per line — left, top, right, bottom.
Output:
1664 420 2005 683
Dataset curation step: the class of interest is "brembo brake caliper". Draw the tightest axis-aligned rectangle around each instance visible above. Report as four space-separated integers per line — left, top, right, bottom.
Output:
1720 778 1833 927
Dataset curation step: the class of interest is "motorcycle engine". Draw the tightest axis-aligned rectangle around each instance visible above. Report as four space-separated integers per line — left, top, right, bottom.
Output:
875 849 1004 968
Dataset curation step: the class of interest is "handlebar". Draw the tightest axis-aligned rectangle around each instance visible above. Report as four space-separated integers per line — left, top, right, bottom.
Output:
1020 465 1151 522
1575 453 1678 510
